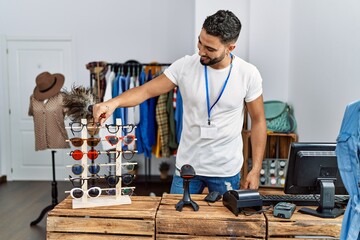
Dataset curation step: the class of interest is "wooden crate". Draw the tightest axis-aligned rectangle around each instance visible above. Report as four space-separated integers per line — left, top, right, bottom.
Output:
266 206 343 239
47 196 161 240
156 193 266 239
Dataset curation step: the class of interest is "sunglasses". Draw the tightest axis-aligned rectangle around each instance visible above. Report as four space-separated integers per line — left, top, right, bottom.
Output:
71 163 101 175
69 149 101 160
70 163 135 175
106 149 136 160
69 186 135 198
105 134 135 146
104 174 135 187
104 187 135 196
68 137 101 147
69 175 100 187
69 121 100 136
70 186 102 199
105 124 135 134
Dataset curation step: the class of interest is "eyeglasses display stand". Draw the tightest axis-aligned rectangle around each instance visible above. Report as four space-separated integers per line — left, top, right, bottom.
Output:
66 118 136 209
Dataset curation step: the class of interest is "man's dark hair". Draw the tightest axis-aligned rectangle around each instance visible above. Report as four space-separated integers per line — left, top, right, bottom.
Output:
202 10 241 44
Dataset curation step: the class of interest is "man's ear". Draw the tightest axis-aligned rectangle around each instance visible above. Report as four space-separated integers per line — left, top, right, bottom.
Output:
226 44 236 55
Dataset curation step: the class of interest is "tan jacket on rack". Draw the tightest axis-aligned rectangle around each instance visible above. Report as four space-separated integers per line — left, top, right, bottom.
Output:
28 92 70 151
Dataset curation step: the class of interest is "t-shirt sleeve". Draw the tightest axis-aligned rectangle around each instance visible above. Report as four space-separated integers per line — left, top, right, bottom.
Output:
163 56 186 86
245 67 263 102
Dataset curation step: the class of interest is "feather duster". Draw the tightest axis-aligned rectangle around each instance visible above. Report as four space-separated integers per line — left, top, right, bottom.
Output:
63 85 97 122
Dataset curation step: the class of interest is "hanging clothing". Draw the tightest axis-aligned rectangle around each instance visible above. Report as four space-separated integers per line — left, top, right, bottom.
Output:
86 61 108 102
135 69 149 156
174 88 183 144
28 93 70 151
100 67 116 150
335 100 360 240
155 93 170 157
167 88 178 150
147 69 157 150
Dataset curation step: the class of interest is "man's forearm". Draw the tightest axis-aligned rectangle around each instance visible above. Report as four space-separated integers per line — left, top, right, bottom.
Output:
250 120 267 173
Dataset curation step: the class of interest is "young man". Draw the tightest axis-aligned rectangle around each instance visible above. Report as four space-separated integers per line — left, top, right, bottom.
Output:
93 10 267 194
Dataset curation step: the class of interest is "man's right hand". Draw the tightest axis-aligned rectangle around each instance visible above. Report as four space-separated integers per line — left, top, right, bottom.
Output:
92 102 115 125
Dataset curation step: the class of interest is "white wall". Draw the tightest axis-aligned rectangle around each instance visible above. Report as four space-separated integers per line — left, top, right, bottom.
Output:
289 0 360 141
249 0 291 102
0 0 195 85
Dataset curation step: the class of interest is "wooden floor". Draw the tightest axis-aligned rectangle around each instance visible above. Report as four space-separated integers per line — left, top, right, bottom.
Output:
0 181 71 240
0 179 171 240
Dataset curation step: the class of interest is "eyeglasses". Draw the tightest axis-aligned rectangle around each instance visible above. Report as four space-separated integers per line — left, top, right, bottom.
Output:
69 149 101 160
70 186 102 199
69 121 100 136
104 174 135 187
106 149 136 160
69 175 100 187
105 134 135 146
68 137 101 147
105 124 135 134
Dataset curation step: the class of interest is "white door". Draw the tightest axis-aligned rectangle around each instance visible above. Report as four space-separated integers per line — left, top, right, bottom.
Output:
7 38 73 180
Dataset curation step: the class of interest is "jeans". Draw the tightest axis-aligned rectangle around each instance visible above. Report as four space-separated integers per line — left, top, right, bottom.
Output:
170 169 240 195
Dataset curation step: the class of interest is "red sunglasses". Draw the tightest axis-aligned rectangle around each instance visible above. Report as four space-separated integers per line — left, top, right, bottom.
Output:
69 149 101 160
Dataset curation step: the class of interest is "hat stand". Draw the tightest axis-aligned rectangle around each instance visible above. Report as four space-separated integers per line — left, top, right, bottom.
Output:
30 150 58 226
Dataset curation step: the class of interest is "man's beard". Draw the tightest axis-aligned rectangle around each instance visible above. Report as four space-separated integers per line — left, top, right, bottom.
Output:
200 52 226 66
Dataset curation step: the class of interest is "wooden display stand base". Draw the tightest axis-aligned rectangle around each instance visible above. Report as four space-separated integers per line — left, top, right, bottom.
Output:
47 196 161 239
72 195 131 209
156 193 266 239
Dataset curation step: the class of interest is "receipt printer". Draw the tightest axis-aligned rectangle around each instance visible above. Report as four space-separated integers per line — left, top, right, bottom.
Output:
222 190 263 216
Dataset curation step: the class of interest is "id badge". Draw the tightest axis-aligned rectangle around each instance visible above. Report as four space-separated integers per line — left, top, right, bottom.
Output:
200 124 218 139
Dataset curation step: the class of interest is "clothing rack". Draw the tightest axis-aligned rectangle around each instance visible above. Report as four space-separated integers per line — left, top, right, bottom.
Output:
89 63 171 89
88 61 172 184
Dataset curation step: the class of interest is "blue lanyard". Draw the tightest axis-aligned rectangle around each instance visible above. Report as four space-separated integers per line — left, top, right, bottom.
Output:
204 59 233 125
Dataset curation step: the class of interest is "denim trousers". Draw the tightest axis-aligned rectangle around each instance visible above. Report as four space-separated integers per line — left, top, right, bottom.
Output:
170 169 240 195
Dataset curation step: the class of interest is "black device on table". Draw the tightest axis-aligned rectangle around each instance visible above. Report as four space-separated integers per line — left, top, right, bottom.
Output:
222 189 263 216
204 191 222 203
175 164 199 212
261 142 348 218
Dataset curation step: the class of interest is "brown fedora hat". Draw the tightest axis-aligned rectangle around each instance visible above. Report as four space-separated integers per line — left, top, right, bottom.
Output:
33 72 65 101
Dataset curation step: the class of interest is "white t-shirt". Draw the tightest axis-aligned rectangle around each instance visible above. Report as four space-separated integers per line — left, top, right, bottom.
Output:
164 53 263 177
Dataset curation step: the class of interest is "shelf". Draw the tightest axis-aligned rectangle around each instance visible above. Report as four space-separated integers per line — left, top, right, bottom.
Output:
241 130 298 188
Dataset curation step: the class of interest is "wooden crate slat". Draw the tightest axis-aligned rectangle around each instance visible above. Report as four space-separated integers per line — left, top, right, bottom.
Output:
156 234 262 239
156 218 265 237
267 220 341 238
47 232 152 240
156 207 264 221
47 216 154 235
48 208 156 219
52 197 160 211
